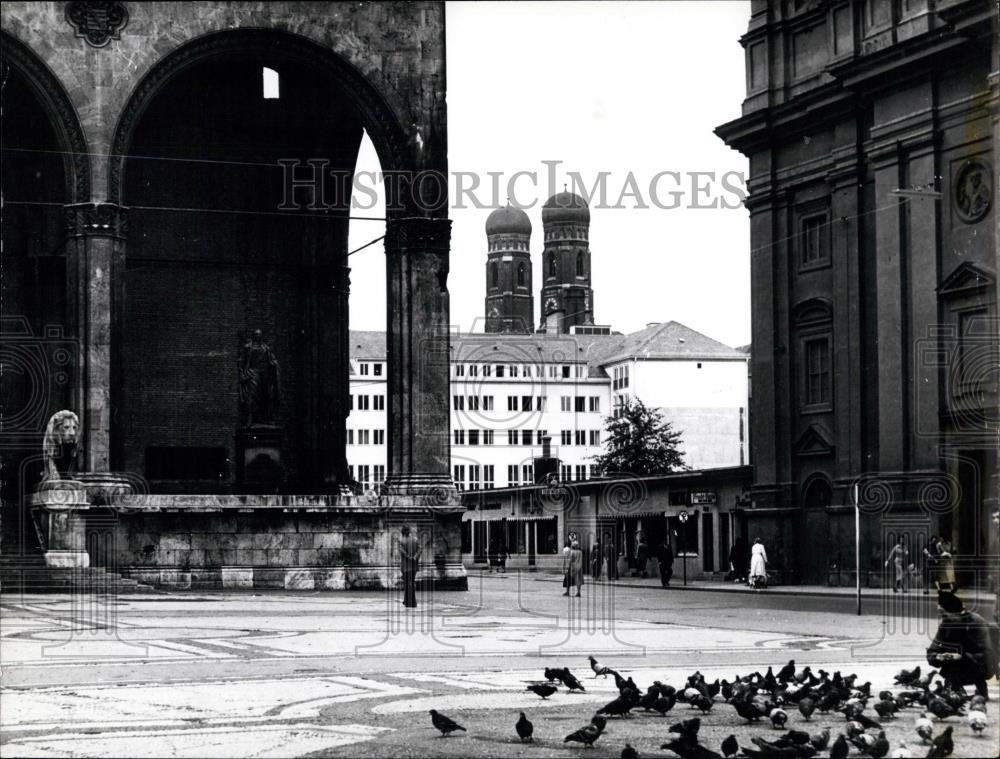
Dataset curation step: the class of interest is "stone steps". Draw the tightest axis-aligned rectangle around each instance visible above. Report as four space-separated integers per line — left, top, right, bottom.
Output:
0 562 157 594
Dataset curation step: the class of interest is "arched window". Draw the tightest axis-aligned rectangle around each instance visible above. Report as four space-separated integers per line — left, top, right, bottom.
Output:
576 251 584 277
490 262 499 288
547 252 556 278
517 262 526 287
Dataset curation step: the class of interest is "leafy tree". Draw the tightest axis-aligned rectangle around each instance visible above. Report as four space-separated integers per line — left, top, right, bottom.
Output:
591 397 687 476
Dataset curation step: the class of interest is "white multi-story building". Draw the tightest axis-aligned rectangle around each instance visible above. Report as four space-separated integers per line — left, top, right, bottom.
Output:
345 322 749 491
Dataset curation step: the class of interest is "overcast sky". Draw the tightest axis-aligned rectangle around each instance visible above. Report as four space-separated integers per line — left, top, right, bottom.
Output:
347 1 752 348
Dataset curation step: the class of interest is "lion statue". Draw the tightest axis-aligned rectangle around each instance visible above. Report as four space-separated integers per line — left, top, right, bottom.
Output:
42 410 81 482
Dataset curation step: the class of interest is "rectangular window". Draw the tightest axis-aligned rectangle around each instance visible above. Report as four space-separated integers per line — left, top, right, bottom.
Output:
561 396 572 412
373 363 382 376
590 464 599 478
469 430 480 446
536 430 547 445
575 396 585 412
623 366 629 387
358 429 370 445
575 464 586 481
561 430 572 445
508 396 518 411
589 396 601 413
374 464 385 485
455 364 465 377
469 465 481 491
575 365 585 378
484 465 495 489
453 395 464 411
453 464 465 491
536 396 545 411
373 395 385 411
469 364 479 377
360 363 369 376
522 464 534 483
454 429 465 445
348 394 354 410
483 430 494 445
374 429 385 445
521 395 532 411
560 464 571 480
507 430 518 445
589 430 601 446
358 464 370 487
483 364 492 377
575 430 586 446
483 396 494 411
804 337 831 407
521 430 532 445
358 395 370 410
507 464 519 486
510 365 519 378
347 429 354 445
468 395 480 411
562 365 571 378
496 365 505 377
348 464 354 480
800 213 829 267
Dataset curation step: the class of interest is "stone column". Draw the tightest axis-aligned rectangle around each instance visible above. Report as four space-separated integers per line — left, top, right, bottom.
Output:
383 217 455 496
65 203 127 473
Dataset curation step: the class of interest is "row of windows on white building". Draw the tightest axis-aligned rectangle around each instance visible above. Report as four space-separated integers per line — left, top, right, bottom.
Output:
346 428 601 448
454 363 588 379
451 394 602 413
450 463 601 491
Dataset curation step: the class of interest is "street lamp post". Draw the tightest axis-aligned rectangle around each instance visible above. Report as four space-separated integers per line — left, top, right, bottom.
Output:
679 510 689 586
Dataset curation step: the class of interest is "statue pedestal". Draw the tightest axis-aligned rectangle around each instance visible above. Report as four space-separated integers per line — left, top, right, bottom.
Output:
28 481 91 568
235 426 284 494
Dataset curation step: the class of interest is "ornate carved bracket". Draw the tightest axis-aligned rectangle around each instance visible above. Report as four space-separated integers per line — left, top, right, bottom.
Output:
65 203 129 239
65 2 129 48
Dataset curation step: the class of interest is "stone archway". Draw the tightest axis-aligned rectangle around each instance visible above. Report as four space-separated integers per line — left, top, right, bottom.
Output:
104 29 453 495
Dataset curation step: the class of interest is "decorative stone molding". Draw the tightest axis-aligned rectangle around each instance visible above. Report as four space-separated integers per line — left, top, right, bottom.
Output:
0 32 91 202
65 202 129 239
65 2 129 48
953 158 992 224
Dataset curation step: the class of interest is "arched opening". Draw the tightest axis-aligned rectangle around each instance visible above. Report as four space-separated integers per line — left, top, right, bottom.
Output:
0 37 90 549
576 251 585 277
490 262 499 289
517 262 526 287
113 33 408 494
547 251 556 278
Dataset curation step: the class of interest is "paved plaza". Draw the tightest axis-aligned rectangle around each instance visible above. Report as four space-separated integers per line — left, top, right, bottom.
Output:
1 573 997 757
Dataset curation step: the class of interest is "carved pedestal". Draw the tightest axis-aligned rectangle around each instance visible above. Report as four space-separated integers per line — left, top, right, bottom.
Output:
235 426 285 493
28 481 90 568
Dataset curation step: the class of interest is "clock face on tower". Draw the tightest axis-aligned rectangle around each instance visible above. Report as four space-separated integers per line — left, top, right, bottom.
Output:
545 297 558 314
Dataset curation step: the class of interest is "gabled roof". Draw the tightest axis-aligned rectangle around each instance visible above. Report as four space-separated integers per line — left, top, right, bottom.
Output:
349 331 387 360
596 321 747 364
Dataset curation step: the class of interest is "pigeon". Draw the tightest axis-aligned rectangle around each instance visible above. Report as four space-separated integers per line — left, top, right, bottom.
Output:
778 660 797 682
639 687 661 711
894 666 921 686
721 734 739 758
515 712 533 742
527 683 557 699
915 713 934 743
544 666 567 682
659 738 722 759
968 694 987 712
732 697 765 722
669 716 702 742
779 730 811 746
596 694 635 718
564 718 604 747
429 709 466 736
690 694 714 713
798 696 816 720
809 726 830 751
764 666 778 692
560 670 586 692
845 720 866 740
829 734 849 759
842 708 882 731
589 655 615 678
749 736 817 757
771 706 788 729
874 700 897 720
652 694 677 715
925 726 953 758
966 709 987 735
868 730 890 759
890 742 912 758
927 697 959 720
621 743 639 759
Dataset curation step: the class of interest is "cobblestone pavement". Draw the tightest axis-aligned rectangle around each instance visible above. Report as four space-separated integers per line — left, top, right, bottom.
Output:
1 573 997 757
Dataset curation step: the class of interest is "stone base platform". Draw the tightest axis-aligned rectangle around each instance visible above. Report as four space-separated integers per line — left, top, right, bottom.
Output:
99 493 468 592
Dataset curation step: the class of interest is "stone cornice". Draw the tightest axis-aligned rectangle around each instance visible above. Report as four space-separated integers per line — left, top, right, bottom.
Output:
65 202 128 239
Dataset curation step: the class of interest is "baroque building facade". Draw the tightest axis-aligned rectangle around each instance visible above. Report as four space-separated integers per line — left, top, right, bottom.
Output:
716 0 998 585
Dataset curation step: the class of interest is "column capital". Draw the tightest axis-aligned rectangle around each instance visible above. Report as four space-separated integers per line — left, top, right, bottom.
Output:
385 216 451 252
65 203 128 240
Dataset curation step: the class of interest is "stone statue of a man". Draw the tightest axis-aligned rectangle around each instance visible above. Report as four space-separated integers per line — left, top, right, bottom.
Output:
238 329 280 427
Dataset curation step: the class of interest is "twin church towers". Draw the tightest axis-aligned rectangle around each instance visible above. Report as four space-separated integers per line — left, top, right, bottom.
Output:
484 192 595 334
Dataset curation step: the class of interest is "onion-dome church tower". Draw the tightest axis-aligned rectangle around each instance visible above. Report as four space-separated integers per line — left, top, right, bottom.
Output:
484 205 534 333
540 191 593 334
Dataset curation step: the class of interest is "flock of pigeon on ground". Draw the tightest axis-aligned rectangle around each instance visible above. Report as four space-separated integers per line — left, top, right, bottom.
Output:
426 657 992 757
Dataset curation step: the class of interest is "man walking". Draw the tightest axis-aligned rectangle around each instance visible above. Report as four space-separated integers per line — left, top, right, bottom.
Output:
399 525 420 608
656 537 674 587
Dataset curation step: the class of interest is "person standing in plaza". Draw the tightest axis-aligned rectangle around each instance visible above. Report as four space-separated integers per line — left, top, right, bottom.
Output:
927 591 999 699
634 533 649 578
936 538 956 592
602 532 618 581
591 538 603 580
563 539 584 597
749 537 768 590
921 535 940 595
728 537 748 584
399 525 420 608
885 536 909 593
655 537 674 587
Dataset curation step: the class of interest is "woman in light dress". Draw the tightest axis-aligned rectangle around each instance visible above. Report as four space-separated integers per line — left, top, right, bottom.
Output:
749 537 768 590
884 536 908 592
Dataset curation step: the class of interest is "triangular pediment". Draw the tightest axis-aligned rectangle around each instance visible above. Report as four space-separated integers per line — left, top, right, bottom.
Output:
794 423 835 457
938 262 994 298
